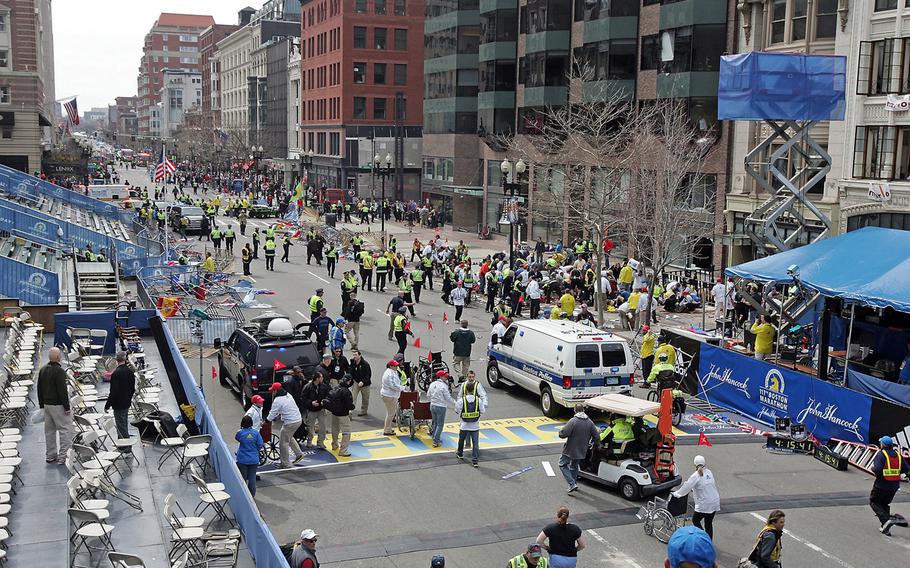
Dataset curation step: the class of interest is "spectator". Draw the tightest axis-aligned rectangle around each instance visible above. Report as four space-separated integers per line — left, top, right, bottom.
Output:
455 370 487 467
290 529 320 568
326 375 355 456
381 359 405 436
245 395 265 431
349 350 372 416
266 382 306 468
428 371 456 447
450 281 468 322
748 510 785 568
235 415 264 497
557 404 599 494
38 347 71 464
537 506 585 568
301 371 330 449
664 526 717 568
105 351 136 442
672 455 721 540
750 315 776 360
449 320 476 381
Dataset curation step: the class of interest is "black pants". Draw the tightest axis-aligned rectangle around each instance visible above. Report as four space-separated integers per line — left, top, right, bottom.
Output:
226 238 234 253
282 246 290 262
692 511 716 540
265 254 275 270
361 269 373 291
424 268 433 289
403 292 415 315
486 292 496 312
243 261 251 276
327 258 336 277
530 298 541 319
413 282 422 303
253 243 259 258
377 271 388 291
212 238 221 249
871 487 898 525
642 355 654 382
454 305 463 322
307 249 319 264
395 331 408 355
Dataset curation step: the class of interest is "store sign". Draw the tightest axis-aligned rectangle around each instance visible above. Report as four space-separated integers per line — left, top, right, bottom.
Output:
886 94 910 112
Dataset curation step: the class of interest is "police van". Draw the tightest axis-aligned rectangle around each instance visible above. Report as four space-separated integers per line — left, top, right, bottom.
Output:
487 320 635 417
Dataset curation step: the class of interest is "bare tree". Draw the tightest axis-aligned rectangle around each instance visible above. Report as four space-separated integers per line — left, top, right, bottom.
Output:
623 99 716 327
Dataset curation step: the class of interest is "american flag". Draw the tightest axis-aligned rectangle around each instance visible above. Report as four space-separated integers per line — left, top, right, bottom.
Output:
63 97 80 125
154 145 176 182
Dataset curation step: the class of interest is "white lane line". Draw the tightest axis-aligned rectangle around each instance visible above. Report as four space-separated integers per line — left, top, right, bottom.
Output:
586 530 645 568
748 513 856 568
307 271 330 284
296 310 307 320
541 460 555 477
246 276 256 283
376 308 386 314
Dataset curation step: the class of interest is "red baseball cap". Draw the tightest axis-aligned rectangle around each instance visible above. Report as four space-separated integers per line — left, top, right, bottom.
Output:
251 395 265 405
387 359 400 367
642 325 650 332
435 370 449 378
268 382 283 392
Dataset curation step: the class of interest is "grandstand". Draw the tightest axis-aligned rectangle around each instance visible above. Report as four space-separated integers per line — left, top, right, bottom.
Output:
18 194 132 243
0 234 64 273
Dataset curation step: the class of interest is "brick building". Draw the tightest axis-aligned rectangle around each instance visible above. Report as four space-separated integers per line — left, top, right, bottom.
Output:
136 13 215 140
299 0 424 199
199 23 240 133
0 0 55 173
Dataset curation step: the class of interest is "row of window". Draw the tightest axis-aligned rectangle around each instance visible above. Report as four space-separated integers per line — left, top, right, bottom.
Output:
304 0 341 28
576 41 637 82
769 0 838 45
425 69 478 99
304 97 341 121
480 9 517 44
353 96 405 120
303 131 342 157
854 125 910 181
354 62 409 86
305 27 341 59
304 63 341 90
354 0 407 16
875 0 910 12
160 33 197 43
639 25 726 74
353 27 408 50
524 0 573 34
424 26 479 61
424 110 477 134
858 38 910 96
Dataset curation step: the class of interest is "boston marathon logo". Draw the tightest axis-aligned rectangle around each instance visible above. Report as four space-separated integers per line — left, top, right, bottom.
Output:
797 398 865 442
701 364 750 399
759 368 789 421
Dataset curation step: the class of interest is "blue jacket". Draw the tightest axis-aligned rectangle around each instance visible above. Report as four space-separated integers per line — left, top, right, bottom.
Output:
329 326 346 351
235 428 264 466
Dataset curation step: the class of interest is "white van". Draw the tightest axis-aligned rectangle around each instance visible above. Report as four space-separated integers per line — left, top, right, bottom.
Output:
487 320 635 417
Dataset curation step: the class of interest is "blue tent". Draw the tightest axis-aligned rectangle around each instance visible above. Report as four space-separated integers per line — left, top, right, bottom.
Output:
725 227 910 313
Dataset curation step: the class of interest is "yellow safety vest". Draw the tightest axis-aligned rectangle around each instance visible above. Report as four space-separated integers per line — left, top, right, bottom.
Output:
308 295 322 312
883 451 903 480
461 382 480 421
508 556 548 568
393 314 407 332
398 368 409 387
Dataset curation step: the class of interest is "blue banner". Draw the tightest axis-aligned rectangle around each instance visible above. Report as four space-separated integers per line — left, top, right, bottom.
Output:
0 255 59 305
697 344 872 444
0 204 62 247
0 165 118 219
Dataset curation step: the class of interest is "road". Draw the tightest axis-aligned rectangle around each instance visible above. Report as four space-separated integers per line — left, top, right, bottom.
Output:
128 167 909 567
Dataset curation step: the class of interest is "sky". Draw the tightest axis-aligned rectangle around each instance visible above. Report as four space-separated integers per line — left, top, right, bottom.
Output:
53 1 250 111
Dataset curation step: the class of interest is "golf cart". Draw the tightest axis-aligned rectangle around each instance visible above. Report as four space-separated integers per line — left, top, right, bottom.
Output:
578 393 681 500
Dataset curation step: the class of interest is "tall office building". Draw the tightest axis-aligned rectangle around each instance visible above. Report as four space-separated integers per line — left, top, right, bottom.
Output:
298 0 425 198
423 0 733 268
199 23 240 134
136 13 215 139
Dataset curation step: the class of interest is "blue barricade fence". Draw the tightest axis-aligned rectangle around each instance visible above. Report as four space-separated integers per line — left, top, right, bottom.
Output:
696 343 872 444
54 309 158 354
0 203 64 248
0 164 120 219
0 254 59 305
159 317 287 567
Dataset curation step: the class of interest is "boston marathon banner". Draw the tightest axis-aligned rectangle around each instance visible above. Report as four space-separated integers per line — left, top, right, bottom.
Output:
696 344 871 444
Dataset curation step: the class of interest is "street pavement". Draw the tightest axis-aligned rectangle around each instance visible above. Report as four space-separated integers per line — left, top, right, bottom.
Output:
131 168 909 567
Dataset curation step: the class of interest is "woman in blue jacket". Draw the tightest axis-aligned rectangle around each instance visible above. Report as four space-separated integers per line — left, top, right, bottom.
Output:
235 415 264 497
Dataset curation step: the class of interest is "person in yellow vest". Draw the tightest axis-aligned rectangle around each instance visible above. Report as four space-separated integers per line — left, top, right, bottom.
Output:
224 227 235 254
241 244 252 276
351 234 364 255
655 339 677 366
618 260 634 292
507 544 547 568
392 307 413 355
308 288 325 321
410 266 425 303
281 234 294 263
201 252 215 273
549 301 565 320
325 243 338 278
749 510 785 568
628 287 642 328
388 235 397 253
266 225 276 240
870 435 910 535
750 315 776 361
210 225 222 250
375 253 391 292
359 250 374 291
559 288 576 318
640 325 656 381
399 273 415 315
263 236 277 271
599 415 635 458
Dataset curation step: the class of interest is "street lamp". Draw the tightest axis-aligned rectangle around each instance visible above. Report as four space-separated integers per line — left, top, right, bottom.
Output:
500 158 527 271
250 145 263 174
374 152 393 248
301 149 314 203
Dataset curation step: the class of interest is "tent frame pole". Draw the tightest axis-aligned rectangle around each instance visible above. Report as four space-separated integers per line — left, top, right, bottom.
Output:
843 303 856 383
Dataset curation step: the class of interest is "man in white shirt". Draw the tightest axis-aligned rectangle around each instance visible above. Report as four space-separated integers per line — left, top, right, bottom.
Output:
711 278 732 333
427 370 456 447
450 281 468 321
455 370 488 467
527 276 542 319
380 359 405 435
490 316 509 348
266 382 305 468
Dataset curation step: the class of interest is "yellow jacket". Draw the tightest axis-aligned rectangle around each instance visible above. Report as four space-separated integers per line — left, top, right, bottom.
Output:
618 265 634 284
559 293 576 315
641 331 655 359
751 322 775 354
201 257 215 272
655 344 676 365
628 291 641 310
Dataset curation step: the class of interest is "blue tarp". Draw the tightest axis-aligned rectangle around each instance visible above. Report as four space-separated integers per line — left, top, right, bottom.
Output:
726 227 910 313
718 52 847 122
847 369 910 408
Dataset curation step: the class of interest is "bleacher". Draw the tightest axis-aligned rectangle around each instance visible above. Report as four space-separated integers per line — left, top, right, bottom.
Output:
0 234 63 274
30 195 132 243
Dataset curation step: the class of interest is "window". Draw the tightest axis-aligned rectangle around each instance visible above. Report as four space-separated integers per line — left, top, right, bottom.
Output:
330 132 340 155
354 96 366 119
394 29 408 50
395 0 406 15
500 326 516 347
375 28 387 50
355 0 367 12
374 97 387 119
608 40 636 80
179 46 197 53
353 62 366 83
0 86 9 104
857 39 899 95
875 0 898 11
601 343 627 367
770 0 786 44
354 26 366 48
162 33 169 42
0 15 5 32
376 0 387 14
791 0 807 42
576 345 600 369
374 63 387 84
852 125 910 181
640 35 659 70
179 34 197 42
394 63 407 85
0 50 7 68
816 0 837 39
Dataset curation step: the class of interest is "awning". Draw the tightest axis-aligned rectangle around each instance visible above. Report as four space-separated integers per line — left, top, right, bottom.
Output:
38 113 52 127
725 227 910 313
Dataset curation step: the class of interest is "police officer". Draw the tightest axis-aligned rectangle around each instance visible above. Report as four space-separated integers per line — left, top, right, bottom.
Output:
871 435 910 535
600 415 634 458
211 225 222 250
422 254 434 290
388 235 397 253
507 544 547 568
399 274 415 316
224 226 235 254
252 228 261 259
281 234 294 263
485 270 498 313
341 271 358 307
238 210 248 236
393 307 413 355
241 243 252 276
325 243 338 278
410 265 425 304
646 352 675 390
375 253 391 292
308 289 325 321
359 250 374 291
351 234 363 256
263 236 277 271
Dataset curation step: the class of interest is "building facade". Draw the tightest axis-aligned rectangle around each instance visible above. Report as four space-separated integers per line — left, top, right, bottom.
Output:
107 96 138 143
136 13 214 140
199 23 240 135
288 39 303 172
423 0 732 269
0 0 55 173
159 70 202 139
299 0 425 198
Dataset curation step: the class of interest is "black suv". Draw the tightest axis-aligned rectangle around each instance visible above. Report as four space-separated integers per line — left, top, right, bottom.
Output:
215 315 320 409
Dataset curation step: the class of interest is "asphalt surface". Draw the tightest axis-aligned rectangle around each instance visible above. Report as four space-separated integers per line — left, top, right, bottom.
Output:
133 167 909 567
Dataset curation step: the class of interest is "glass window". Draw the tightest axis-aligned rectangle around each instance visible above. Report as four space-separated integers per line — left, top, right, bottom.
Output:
354 26 367 48
875 0 898 11
355 0 367 12
576 345 600 368
601 343 627 367
770 0 786 44
790 0 807 42
374 97 387 119
395 0 406 15
376 0 387 14
374 63 387 84
394 28 408 50
0 86 9 104
394 63 408 85
353 62 366 83
424 158 435 179
354 96 366 119
375 28 387 50
0 50 7 68
640 35 659 70
692 24 725 72
816 0 837 39
0 15 5 32
608 40 636 80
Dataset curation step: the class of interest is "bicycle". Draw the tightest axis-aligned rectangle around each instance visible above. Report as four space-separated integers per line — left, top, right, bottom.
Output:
638 494 689 543
645 377 687 426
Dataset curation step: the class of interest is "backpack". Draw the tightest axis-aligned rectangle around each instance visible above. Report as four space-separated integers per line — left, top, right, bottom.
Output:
347 300 364 321
325 386 346 415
